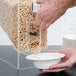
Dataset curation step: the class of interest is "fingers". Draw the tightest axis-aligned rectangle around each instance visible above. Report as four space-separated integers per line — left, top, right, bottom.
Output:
50 61 73 69
34 15 41 27
36 0 43 4
40 21 46 29
42 68 68 72
46 8 63 28
46 50 65 54
36 1 42 4
46 14 59 28
36 1 41 4
35 6 50 29
35 6 58 29
35 16 46 29
39 61 72 72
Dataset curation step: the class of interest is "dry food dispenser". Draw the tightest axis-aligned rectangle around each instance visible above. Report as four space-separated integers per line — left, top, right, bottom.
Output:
0 0 47 71
0 0 47 53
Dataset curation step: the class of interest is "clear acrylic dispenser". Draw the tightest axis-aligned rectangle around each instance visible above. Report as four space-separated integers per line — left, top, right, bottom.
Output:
0 0 47 75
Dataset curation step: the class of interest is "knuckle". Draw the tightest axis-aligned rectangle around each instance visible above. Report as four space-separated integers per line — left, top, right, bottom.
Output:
36 13 41 18
37 11 43 17
37 12 46 20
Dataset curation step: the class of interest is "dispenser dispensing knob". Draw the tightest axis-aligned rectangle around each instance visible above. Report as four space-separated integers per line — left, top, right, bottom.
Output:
32 1 41 13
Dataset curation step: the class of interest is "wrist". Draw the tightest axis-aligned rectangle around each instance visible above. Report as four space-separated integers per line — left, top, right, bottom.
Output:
59 0 76 8
71 0 76 7
52 0 73 10
58 0 73 9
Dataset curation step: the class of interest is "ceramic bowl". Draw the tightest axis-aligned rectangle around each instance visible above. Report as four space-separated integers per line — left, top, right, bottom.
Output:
63 34 76 48
26 53 65 69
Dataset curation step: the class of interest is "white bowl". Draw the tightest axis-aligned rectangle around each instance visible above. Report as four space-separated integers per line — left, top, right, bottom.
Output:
63 34 76 48
26 53 65 69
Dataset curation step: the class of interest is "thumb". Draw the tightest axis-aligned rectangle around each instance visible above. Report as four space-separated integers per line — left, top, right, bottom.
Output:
46 50 65 54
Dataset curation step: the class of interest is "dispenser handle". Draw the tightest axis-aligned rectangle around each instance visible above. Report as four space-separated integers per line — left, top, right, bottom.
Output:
32 1 41 13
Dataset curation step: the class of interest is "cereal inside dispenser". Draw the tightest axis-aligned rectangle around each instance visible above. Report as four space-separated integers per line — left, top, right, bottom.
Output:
0 0 47 53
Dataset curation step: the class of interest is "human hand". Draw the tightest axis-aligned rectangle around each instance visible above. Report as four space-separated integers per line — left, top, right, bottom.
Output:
40 49 76 72
35 0 72 29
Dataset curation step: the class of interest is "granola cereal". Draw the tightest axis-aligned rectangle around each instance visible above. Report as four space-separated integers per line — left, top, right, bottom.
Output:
0 0 47 53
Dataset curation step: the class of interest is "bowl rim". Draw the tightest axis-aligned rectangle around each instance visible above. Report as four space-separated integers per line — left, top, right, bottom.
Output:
26 53 65 61
63 34 76 40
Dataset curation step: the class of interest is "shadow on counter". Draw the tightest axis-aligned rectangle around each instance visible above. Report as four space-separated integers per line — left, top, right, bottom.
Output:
38 71 73 76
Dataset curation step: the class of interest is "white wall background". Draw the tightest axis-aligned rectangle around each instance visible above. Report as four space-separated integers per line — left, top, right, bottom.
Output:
0 7 76 46
47 7 76 45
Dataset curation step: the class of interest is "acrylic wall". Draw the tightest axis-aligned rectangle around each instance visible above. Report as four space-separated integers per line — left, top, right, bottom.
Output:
0 0 47 53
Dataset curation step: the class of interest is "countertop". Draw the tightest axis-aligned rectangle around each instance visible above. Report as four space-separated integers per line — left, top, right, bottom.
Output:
0 46 76 76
